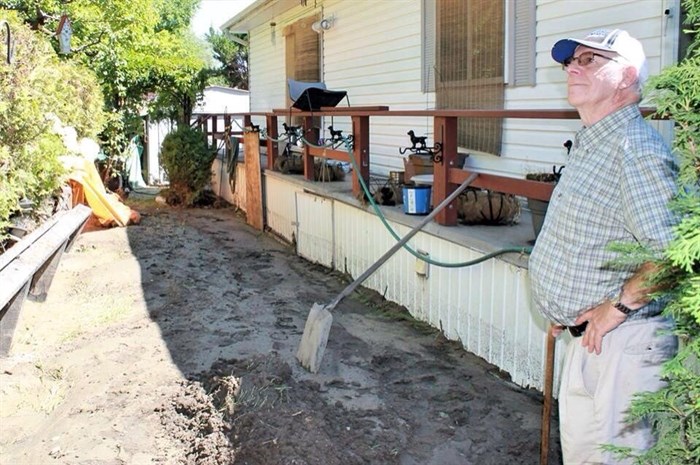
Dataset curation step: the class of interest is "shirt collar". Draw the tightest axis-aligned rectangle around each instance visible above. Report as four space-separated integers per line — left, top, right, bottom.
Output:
576 104 641 149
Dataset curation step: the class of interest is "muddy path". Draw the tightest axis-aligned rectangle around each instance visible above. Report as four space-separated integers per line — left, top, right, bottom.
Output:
0 198 561 464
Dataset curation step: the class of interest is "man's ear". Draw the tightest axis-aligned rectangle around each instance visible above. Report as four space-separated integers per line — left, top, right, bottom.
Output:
620 66 638 89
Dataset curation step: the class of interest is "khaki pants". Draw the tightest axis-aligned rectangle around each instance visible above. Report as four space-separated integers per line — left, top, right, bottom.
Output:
559 317 676 465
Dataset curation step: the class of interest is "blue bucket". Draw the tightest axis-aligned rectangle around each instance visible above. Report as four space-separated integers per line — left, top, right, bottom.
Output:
402 185 432 215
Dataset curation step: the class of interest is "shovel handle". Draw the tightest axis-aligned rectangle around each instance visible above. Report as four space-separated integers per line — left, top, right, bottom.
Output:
329 173 479 308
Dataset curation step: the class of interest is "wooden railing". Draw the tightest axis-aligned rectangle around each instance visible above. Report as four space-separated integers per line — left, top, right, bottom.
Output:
194 107 660 227
0 204 92 356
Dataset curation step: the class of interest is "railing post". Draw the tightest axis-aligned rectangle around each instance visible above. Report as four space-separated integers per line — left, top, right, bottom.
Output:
244 131 264 230
266 114 278 171
0 282 29 356
351 115 370 198
29 243 68 302
433 116 459 226
302 116 316 182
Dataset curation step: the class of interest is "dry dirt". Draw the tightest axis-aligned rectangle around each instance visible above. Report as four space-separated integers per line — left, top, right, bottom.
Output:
0 194 562 465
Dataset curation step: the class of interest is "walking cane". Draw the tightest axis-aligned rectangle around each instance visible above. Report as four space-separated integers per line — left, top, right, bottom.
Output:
540 324 556 465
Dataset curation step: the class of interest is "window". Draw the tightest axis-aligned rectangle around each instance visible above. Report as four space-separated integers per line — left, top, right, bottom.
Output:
284 16 321 124
437 0 505 155
423 0 536 156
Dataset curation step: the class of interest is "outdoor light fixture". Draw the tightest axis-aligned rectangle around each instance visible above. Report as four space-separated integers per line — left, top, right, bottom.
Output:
311 17 333 33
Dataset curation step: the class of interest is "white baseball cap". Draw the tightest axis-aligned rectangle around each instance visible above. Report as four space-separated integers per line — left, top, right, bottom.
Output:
552 29 648 84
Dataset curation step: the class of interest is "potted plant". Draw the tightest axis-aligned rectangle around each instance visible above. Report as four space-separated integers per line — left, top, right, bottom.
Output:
525 165 564 238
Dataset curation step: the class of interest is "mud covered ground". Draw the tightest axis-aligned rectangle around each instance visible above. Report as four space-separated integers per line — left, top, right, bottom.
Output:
0 195 561 464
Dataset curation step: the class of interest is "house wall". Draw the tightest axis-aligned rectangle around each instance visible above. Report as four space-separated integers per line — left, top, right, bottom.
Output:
248 0 432 173
246 0 679 177
194 86 250 115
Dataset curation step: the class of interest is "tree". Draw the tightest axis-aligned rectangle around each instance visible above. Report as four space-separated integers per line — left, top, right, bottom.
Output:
0 12 105 238
2 0 209 160
206 27 248 90
154 0 199 32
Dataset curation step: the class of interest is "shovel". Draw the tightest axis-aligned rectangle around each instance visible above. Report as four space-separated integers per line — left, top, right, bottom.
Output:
297 173 479 373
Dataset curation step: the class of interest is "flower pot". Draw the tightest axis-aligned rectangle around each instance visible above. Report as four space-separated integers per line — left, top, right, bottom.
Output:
527 198 549 239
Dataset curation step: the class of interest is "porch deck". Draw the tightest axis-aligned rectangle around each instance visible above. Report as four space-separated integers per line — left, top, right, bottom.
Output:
264 168 536 269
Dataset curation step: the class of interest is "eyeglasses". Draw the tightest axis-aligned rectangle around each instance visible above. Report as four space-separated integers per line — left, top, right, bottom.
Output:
561 51 620 70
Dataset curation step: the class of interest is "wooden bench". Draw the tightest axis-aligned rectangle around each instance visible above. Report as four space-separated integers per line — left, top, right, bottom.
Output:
0 204 92 356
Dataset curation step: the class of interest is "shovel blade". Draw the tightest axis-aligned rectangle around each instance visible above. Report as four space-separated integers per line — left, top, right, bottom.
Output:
296 303 333 373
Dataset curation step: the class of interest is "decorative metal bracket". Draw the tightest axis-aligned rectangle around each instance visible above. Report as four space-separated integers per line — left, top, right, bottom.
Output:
282 122 301 145
399 129 443 164
326 125 353 150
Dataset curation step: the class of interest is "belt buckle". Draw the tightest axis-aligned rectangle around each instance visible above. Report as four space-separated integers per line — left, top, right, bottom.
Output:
568 321 588 337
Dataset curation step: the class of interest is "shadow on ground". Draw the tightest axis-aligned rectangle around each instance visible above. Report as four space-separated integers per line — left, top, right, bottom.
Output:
123 191 562 465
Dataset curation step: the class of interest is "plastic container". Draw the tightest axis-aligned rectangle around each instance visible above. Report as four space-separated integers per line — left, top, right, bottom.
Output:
402 185 432 215
389 170 405 185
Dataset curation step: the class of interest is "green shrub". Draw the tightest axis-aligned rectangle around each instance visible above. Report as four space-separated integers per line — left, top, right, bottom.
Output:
160 125 216 206
0 12 106 238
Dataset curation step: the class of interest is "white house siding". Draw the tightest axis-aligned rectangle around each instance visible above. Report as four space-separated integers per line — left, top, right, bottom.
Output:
264 174 303 243
245 0 677 177
332 201 553 388
322 0 432 175
248 26 287 120
246 0 432 175
492 0 680 178
211 157 247 208
296 191 335 268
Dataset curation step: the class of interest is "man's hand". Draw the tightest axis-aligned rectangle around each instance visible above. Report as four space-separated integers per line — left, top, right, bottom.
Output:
575 303 627 355
551 325 565 338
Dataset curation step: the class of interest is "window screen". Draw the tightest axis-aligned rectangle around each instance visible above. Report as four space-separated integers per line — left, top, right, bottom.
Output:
436 0 505 156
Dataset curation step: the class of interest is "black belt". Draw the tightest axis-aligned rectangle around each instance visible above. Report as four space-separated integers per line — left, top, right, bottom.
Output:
566 321 588 337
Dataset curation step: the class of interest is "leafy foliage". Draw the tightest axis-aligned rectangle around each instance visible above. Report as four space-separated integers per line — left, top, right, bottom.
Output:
159 125 216 206
154 0 199 32
2 0 210 162
206 27 248 90
2 0 241 237
0 13 105 236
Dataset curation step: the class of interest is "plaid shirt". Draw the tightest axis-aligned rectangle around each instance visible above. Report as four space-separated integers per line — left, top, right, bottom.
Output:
529 104 678 326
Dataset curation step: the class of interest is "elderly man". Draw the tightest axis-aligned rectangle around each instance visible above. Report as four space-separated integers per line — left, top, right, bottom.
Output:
529 29 678 464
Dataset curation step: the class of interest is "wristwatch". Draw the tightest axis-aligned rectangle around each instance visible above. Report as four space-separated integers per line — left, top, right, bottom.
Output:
610 292 636 315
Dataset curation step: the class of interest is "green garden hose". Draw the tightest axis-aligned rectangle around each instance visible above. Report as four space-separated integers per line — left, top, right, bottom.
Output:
298 133 532 268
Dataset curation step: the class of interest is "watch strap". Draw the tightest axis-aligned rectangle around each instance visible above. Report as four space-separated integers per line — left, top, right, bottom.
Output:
613 300 635 315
